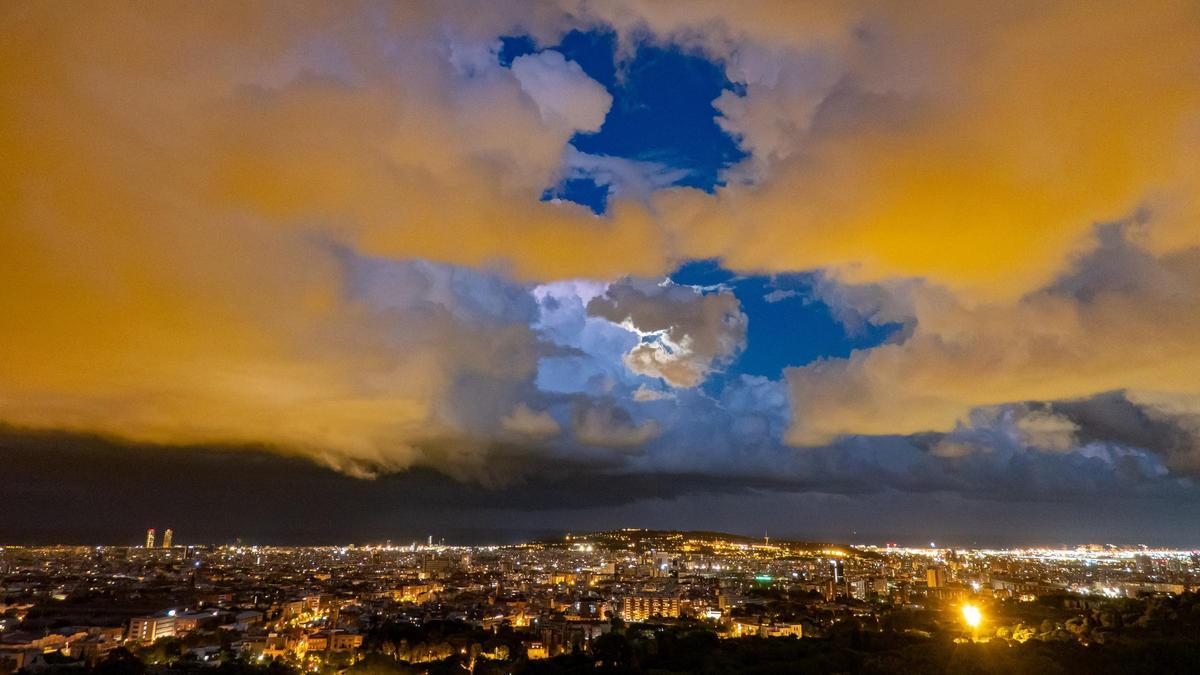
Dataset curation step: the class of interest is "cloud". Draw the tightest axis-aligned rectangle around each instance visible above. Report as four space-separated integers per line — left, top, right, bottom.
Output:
649 1 1200 298
558 148 694 203
510 50 611 131
501 403 561 438
633 385 674 402
762 289 798 303
2 0 1200 511
1012 408 1079 453
786 225 1200 445
1066 391 1200 477
0 2 659 479
587 279 747 387
572 401 660 448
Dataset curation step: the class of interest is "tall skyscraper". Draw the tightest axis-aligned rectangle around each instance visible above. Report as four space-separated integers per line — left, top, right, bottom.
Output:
927 567 946 588
162 529 173 548
145 528 155 548
830 559 845 584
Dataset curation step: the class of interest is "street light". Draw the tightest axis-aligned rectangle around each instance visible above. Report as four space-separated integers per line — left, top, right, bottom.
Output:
961 603 982 638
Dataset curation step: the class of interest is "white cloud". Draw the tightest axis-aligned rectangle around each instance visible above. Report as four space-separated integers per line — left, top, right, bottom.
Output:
762 289 798 303
511 50 611 132
561 148 693 202
633 384 674 401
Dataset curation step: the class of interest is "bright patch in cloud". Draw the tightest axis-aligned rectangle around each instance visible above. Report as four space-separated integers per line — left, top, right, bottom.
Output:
588 279 747 388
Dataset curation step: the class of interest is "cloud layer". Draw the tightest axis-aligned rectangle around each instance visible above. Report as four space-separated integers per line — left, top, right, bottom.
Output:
2 0 1200 516
786 225 1200 446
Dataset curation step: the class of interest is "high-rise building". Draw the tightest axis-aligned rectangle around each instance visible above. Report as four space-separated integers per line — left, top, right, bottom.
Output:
927 567 946 588
651 551 673 576
129 614 176 643
162 529 173 548
621 594 680 621
830 559 845 583
145 528 155 548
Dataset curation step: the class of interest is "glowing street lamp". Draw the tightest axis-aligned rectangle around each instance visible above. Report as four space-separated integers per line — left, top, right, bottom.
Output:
961 603 983 639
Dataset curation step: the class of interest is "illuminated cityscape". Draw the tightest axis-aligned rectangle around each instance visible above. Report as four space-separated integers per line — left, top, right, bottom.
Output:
3 530 1200 673
5 0 1200 672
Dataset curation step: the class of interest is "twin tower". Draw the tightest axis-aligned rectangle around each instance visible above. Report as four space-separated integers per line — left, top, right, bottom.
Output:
145 527 173 548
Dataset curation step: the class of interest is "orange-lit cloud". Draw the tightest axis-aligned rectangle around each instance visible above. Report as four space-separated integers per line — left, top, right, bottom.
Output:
2 0 1200 480
652 1 1200 298
786 226 1200 445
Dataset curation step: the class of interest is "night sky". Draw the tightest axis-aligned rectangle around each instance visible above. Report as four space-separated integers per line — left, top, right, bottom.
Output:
3 2 1200 546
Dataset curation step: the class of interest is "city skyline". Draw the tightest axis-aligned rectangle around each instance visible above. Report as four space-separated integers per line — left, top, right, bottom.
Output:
3 529 1199 673
4 2 1200 546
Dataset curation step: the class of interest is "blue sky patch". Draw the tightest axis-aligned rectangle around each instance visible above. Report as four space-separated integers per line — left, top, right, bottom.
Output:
500 28 747 213
497 35 537 67
672 260 901 382
542 178 609 214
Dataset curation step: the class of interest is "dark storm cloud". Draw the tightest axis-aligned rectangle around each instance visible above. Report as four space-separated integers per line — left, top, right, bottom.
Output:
7 411 1200 546
1048 391 1200 477
1052 393 1187 458
0 427 798 544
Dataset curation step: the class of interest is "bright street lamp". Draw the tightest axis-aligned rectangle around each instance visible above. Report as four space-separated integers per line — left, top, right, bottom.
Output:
961 603 983 631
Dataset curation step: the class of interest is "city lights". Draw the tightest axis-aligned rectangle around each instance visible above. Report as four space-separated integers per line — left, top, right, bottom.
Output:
2 530 1200 673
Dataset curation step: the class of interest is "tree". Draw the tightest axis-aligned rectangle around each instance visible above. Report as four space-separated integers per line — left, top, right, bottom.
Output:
590 633 631 670
93 648 145 675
